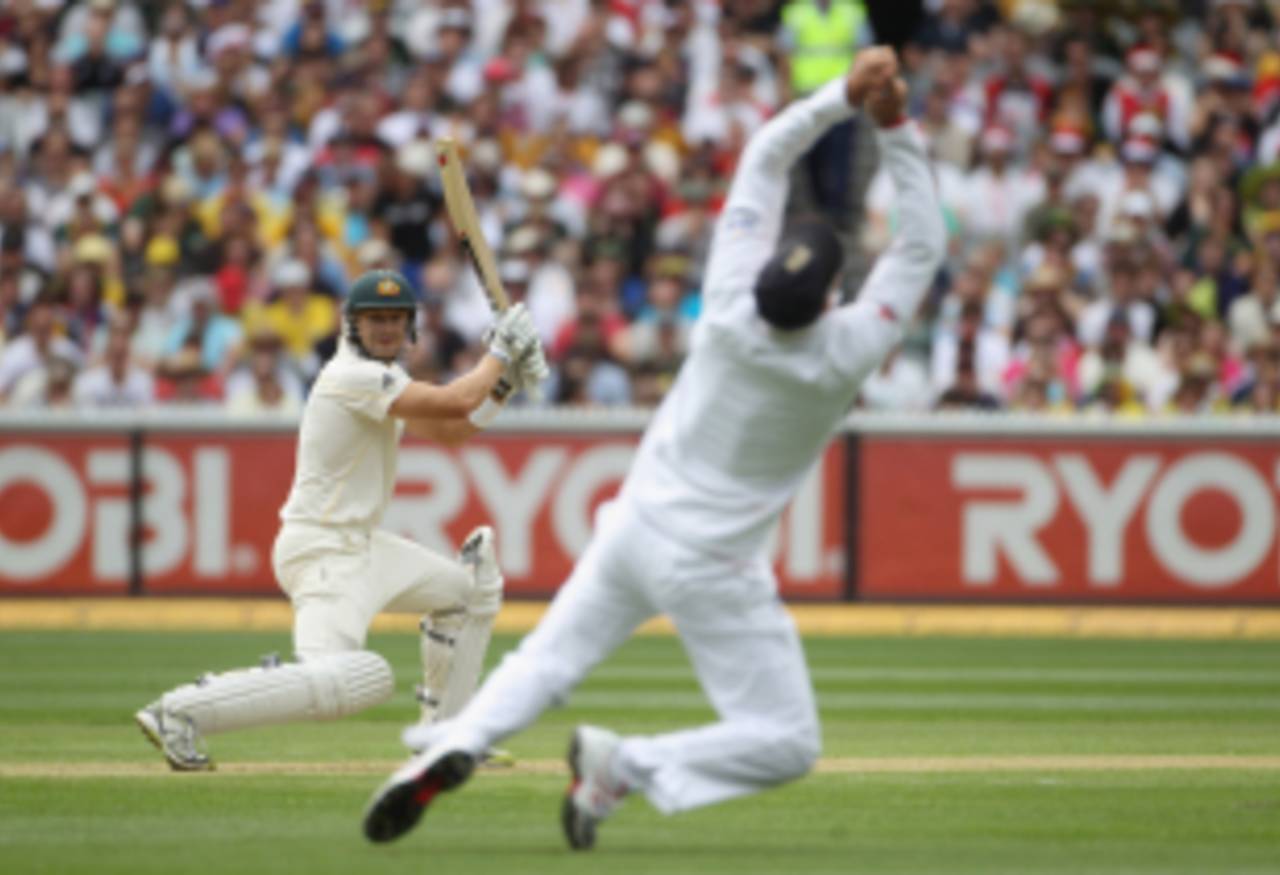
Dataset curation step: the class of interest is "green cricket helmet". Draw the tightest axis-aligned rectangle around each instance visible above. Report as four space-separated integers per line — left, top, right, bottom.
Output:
344 269 418 355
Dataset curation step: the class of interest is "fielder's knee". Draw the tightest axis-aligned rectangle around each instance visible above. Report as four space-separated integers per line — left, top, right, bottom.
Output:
766 717 822 782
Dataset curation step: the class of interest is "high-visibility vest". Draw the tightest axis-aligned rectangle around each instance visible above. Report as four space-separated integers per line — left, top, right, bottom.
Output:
783 0 866 95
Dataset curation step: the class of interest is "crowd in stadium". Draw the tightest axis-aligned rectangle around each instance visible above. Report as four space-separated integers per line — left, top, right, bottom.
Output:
1 0 1279 415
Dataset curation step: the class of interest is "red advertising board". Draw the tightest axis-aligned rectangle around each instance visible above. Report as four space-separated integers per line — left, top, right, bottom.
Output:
0 433 132 593
860 437 1280 602
0 430 846 600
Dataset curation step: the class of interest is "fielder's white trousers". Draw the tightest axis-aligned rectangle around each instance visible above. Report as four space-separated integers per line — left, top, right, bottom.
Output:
443 500 821 813
273 523 471 659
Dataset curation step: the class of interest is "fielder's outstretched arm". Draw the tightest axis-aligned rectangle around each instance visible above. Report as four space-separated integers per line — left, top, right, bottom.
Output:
701 78 858 313
832 115 946 376
702 47 899 315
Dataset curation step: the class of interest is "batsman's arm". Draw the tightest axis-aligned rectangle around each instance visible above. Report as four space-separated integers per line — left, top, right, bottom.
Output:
403 416 480 447
402 361 527 444
388 354 505 420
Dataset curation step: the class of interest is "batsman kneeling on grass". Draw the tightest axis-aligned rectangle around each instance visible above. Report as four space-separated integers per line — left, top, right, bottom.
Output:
135 269 548 771
362 48 945 850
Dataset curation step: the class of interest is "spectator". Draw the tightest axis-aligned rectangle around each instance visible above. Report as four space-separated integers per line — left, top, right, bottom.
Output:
374 141 440 276
4 0 1280 418
959 125 1045 248
0 295 83 402
224 325 303 416
932 300 1010 400
935 342 1001 411
502 225 576 346
1078 313 1168 410
627 252 695 373
407 296 469 384
1233 341 1280 412
155 345 222 405
242 259 337 380
1004 307 1079 405
551 315 632 407
1078 256 1158 349
10 352 78 408
162 277 242 376
72 316 154 408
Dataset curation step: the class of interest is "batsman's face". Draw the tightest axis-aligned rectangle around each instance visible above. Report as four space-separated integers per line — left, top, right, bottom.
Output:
356 310 411 361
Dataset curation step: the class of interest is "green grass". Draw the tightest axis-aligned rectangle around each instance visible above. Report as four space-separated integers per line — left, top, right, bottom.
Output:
1 630 1279 873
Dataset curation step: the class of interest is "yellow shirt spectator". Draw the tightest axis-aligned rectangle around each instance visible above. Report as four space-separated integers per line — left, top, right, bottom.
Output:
242 260 337 376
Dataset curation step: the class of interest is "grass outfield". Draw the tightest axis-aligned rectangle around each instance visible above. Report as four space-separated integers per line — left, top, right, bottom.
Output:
1 630 1279 874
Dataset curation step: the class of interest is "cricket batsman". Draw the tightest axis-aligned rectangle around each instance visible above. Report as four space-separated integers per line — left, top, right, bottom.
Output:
135 270 547 771
363 47 944 848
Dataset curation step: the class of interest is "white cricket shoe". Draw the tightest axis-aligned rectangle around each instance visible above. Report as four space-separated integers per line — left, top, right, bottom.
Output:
562 725 629 851
459 526 500 591
135 702 213 771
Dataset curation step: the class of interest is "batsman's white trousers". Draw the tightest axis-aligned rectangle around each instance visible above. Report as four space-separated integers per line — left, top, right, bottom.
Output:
273 523 472 659
444 500 821 813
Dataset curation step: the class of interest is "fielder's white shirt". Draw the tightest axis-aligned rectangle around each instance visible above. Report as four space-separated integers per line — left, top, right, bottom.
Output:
622 80 945 558
280 340 411 530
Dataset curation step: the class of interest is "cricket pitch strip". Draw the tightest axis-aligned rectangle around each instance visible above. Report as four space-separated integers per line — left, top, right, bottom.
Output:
6 755 1280 779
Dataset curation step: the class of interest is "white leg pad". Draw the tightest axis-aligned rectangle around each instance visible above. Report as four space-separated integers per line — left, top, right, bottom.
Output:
417 611 462 723
436 608 498 719
162 651 394 735
419 588 499 716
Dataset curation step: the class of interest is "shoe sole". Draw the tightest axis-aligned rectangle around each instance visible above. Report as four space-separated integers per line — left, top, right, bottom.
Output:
561 730 595 851
134 712 214 772
363 751 474 844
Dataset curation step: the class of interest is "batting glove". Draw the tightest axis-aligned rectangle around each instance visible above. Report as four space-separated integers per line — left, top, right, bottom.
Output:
486 303 538 365
514 339 550 401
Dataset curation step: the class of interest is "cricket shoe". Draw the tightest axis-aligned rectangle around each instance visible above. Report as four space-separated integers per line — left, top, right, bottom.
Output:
562 725 629 851
363 746 476 843
458 526 501 592
135 702 213 772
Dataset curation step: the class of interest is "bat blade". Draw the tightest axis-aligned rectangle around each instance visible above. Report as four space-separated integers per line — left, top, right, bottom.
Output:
435 138 509 314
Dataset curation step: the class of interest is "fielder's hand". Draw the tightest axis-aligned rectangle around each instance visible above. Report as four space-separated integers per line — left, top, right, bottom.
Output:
866 76 908 128
845 46 898 106
487 303 539 365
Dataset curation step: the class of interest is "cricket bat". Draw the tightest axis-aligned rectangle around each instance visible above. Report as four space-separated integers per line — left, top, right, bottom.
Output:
436 138 539 401
435 138 509 314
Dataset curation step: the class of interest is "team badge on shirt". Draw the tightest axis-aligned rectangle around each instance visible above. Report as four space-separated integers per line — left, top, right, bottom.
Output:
722 207 759 234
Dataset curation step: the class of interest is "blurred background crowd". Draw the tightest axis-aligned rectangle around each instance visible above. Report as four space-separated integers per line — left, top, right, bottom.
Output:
1 0 1280 415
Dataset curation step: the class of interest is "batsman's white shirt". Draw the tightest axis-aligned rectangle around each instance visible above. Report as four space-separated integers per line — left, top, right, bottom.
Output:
280 341 411 530
622 80 945 559
273 341 470 658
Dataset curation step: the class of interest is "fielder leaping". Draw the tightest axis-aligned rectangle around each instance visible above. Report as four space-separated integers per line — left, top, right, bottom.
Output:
361 48 945 848
135 270 547 771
